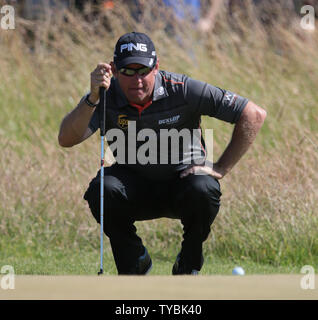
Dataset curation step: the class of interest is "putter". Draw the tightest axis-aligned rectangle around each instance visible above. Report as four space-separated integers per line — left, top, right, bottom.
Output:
98 86 106 275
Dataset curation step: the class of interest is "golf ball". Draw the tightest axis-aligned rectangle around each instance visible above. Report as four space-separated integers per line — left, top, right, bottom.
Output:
232 266 245 275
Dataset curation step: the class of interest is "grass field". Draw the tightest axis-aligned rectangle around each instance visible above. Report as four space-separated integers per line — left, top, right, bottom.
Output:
1 247 303 276
0 2 317 276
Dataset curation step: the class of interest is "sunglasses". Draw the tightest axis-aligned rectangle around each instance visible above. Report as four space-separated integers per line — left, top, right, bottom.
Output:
119 66 153 77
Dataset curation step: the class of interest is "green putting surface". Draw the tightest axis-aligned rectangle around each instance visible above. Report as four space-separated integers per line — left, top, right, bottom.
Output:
1 275 317 300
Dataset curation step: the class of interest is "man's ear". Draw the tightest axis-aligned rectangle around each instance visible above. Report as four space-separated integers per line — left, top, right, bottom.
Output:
153 58 159 76
110 62 117 78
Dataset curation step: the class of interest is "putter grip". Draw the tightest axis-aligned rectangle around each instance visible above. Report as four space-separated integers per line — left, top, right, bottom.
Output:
99 87 106 136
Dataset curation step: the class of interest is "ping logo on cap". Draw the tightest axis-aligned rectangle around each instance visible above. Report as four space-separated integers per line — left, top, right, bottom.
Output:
120 43 148 53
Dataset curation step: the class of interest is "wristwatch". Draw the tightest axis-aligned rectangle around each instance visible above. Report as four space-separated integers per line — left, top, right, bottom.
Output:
84 94 99 108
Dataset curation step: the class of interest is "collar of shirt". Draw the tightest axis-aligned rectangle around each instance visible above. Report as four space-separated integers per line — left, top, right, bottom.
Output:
113 71 169 109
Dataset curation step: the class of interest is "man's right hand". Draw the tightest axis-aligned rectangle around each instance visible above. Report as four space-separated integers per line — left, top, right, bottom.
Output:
89 63 112 103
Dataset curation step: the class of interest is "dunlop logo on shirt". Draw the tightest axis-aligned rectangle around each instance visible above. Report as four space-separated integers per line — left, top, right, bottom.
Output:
117 114 129 129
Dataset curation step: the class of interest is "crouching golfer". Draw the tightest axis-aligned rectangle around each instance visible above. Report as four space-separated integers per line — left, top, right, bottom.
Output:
58 32 266 275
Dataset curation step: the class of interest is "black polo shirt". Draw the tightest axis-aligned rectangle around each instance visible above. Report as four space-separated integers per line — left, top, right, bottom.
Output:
87 70 248 181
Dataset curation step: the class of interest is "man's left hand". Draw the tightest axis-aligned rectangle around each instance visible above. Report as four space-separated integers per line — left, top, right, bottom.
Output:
180 163 224 180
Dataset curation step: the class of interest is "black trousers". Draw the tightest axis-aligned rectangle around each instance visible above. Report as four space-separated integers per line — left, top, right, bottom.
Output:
84 164 222 274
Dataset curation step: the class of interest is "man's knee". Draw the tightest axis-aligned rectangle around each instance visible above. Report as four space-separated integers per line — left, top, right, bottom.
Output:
83 175 127 223
174 174 222 225
182 175 222 204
